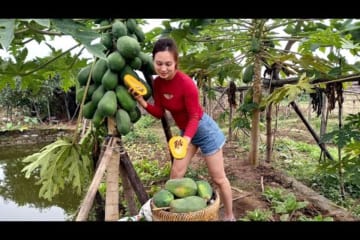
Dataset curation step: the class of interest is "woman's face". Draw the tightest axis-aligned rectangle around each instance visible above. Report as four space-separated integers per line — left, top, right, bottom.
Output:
153 51 177 80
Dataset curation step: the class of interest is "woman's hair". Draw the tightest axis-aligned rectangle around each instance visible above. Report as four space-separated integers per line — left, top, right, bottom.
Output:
152 37 179 63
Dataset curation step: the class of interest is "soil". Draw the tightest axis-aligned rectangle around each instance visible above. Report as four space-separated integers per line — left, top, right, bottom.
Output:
142 118 358 222
187 140 357 221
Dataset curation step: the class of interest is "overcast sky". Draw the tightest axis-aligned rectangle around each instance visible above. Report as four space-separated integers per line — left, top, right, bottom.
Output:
0 19 166 62
1 19 358 64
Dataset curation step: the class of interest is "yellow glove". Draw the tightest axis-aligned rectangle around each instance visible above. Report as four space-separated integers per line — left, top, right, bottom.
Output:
168 136 188 160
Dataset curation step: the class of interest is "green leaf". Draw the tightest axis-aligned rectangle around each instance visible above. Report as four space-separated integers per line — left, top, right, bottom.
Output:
51 19 106 60
21 137 93 201
340 38 360 50
33 19 50 28
0 19 15 50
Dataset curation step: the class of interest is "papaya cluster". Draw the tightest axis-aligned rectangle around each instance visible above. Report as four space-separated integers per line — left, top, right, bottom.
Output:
76 19 155 136
152 177 214 213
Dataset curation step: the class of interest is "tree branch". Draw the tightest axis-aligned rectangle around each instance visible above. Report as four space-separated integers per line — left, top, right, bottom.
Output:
20 43 81 76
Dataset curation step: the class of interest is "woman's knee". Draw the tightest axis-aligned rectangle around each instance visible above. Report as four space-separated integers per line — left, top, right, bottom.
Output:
170 166 187 178
211 176 229 187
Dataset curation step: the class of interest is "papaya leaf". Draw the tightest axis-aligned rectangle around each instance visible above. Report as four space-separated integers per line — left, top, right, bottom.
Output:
32 19 50 28
265 73 314 105
340 38 360 50
0 19 15 50
51 19 106 60
21 138 93 201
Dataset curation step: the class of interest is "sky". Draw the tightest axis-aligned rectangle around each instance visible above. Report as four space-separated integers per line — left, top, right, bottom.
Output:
1 19 359 64
0 19 167 62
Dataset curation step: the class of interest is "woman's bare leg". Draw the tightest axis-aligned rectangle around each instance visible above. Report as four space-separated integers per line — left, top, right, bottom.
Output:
204 148 234 220
170 143 198 178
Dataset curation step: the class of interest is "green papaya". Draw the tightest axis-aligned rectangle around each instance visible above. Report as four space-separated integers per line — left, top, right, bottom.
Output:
169 196 207 213
97 90 117 117
134 27 145 42
116 35 140 60
77 65 92 86
165 178 198 198
115 85 136 112
112 20 127 39
126 19 137 34
250 38 261 53
101 69 118 91
92 108 105 127
129 57 142 70
107 51 126 72
92 59 108 85
153 189 174 208
243 65 254 84
83 101 97 119
196 180 213 201
116 108 132 135
100 32 113 50
128 106 141 123
91 85 106 106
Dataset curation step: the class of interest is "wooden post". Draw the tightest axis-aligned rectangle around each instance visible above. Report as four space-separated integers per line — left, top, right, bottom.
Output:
119 160 138 216
119 144 149 205
290 101 334 161
76 137 114 221
105 117 120 221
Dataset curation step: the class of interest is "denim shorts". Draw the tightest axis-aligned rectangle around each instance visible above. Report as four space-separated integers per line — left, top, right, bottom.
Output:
181 113 226 156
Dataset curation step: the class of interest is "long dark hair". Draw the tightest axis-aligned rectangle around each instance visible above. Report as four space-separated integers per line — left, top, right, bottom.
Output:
152 37 179 64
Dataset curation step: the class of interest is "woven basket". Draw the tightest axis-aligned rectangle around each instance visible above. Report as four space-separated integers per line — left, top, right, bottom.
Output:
151 191 220 221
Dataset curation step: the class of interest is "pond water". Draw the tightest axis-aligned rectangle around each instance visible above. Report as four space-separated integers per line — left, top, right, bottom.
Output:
0 143 81 221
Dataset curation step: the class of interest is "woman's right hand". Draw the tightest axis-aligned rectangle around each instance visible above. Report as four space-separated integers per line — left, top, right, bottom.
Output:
128 88 147 108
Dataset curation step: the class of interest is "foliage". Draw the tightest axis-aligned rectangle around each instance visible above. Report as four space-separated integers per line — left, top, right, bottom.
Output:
123 115 158 143
133 159 171 183
264 73 315 106
21 130 94 201
318 113 360 199
298 215 334 221
262 186 308 221
240 208 273 221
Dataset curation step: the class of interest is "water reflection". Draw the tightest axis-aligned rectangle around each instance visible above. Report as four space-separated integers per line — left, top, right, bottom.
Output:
0 144 81 221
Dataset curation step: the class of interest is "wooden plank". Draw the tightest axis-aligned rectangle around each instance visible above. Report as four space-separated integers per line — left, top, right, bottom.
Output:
105 137 120 221
76 137 114 221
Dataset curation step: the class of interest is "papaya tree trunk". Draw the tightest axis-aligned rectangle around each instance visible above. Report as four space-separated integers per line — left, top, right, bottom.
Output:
249 56 262 167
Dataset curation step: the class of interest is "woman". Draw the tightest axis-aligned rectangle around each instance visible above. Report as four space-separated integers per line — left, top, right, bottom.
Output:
130 37 235 221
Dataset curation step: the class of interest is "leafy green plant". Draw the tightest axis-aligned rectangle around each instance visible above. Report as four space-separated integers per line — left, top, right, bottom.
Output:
262 186 287 203
21 129 94 201
240 208 273 221
272 193 308 216
298 214 334 221
262 186 308 221
133 159 171 184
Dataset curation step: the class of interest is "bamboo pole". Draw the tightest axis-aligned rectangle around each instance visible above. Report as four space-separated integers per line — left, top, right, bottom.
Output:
105 117 120 221
76 137 114 221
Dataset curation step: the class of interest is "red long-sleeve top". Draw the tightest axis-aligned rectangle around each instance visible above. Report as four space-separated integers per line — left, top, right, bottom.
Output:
145 70 203 139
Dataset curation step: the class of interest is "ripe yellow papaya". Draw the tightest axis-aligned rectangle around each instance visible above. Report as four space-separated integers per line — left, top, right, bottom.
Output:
124 74 148 96
168 136 188 160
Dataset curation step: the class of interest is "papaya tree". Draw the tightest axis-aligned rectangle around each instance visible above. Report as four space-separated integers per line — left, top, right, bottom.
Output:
0 19 155 205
